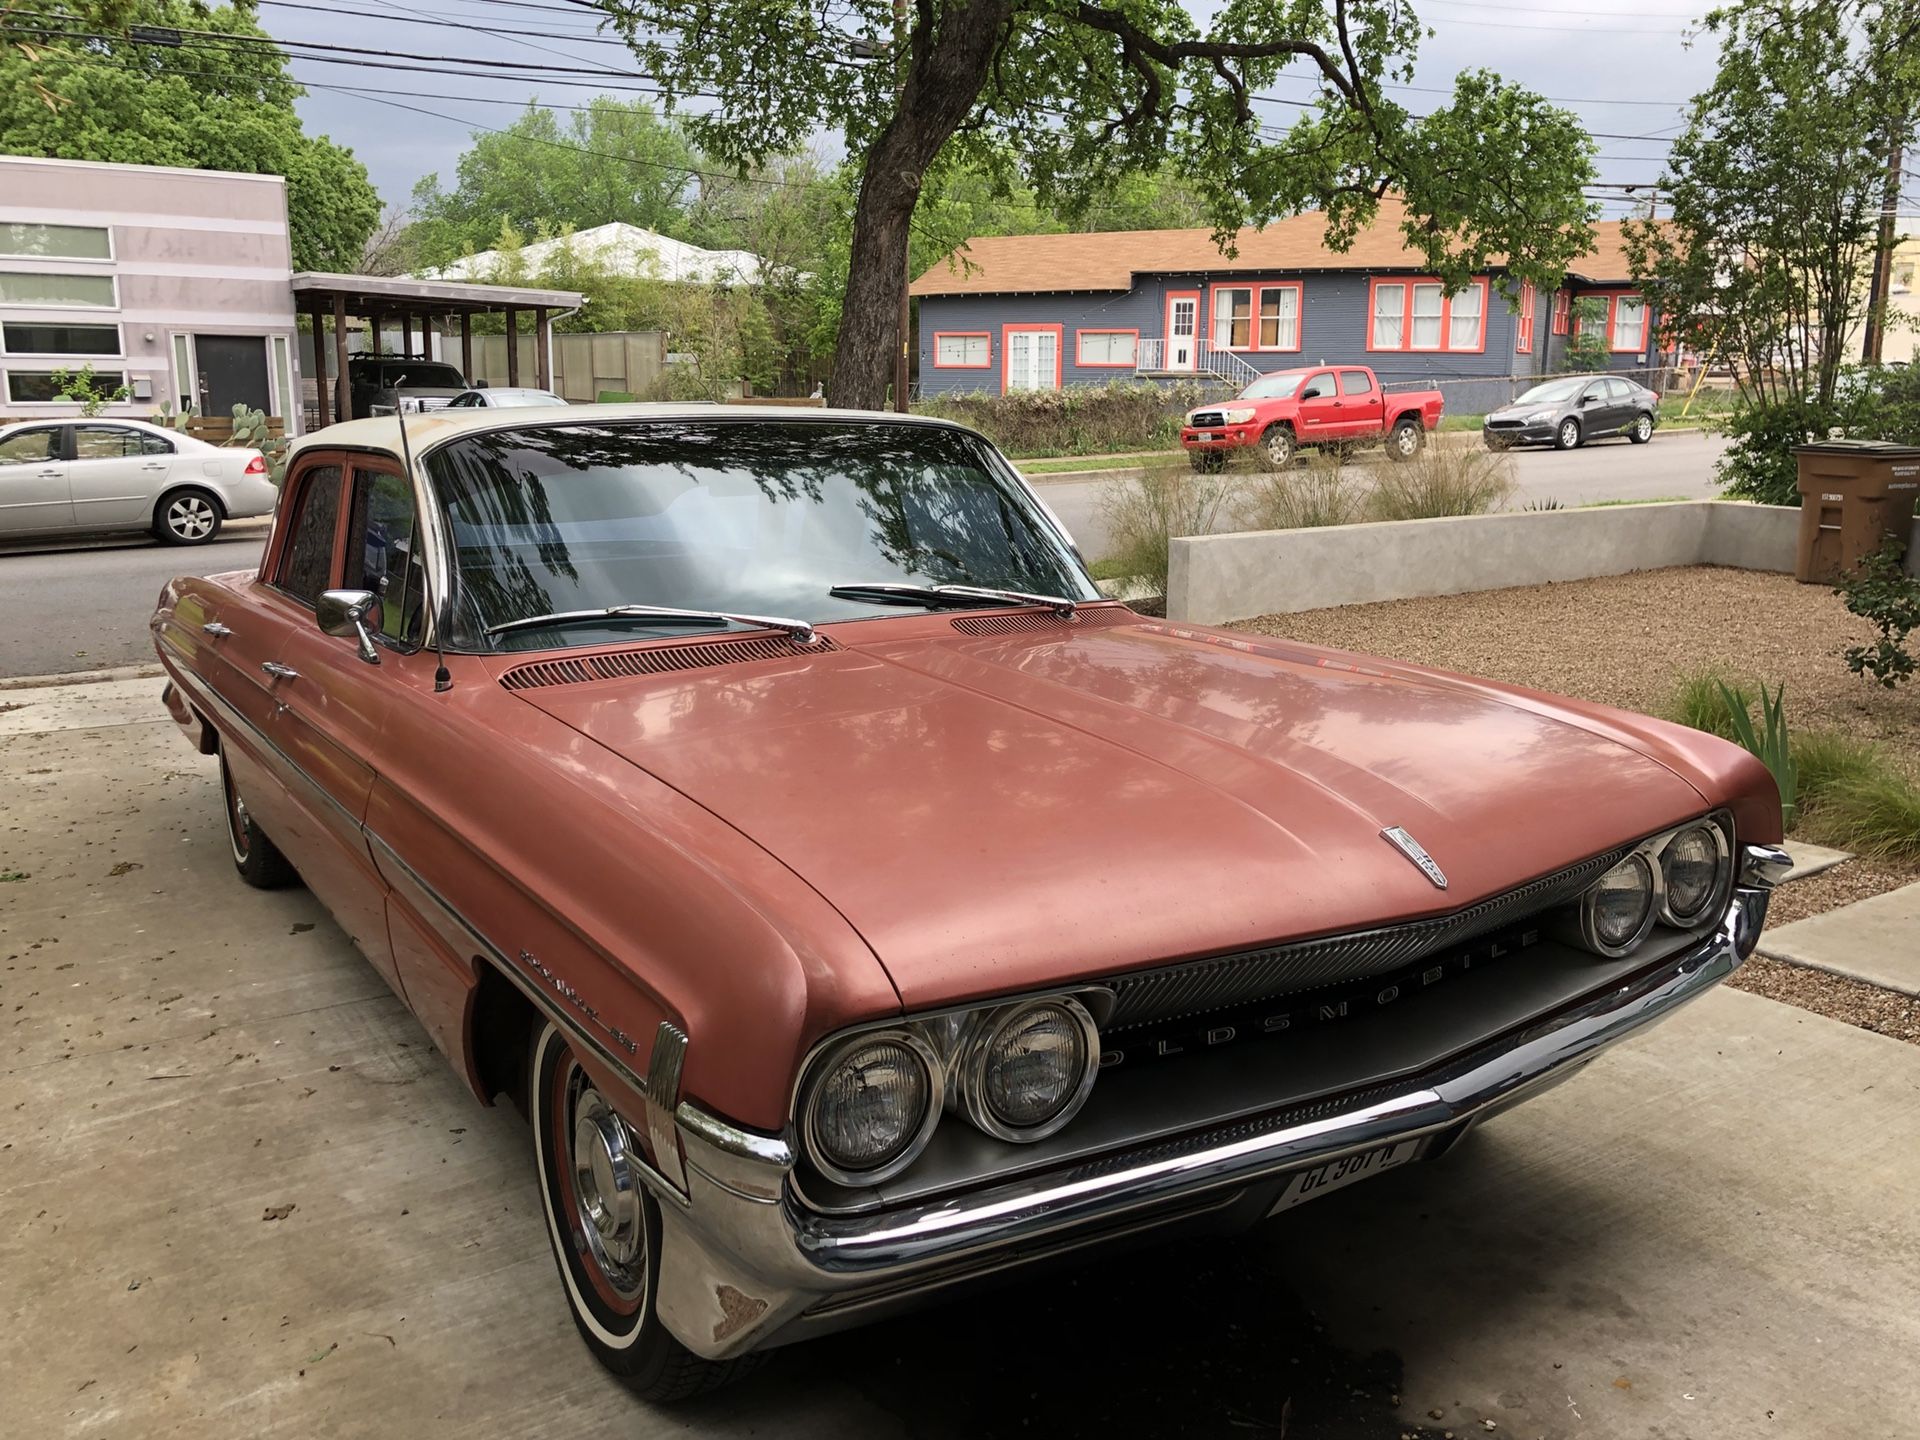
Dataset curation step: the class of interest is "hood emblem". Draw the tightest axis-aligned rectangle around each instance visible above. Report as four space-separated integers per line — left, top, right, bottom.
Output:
1381 826 1448 890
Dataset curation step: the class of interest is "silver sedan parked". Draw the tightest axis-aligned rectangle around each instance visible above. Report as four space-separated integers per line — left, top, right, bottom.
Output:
1483 375 1659 452
442 386 568 408
0 417 277 545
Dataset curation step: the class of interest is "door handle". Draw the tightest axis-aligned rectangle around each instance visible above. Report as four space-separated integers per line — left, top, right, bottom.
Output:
203 622 233 638
37 468 62 477
260 661 300 680
140 462 168 472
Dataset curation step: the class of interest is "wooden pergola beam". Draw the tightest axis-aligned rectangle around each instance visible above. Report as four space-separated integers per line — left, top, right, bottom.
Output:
332 292 350 422
311 301 332 430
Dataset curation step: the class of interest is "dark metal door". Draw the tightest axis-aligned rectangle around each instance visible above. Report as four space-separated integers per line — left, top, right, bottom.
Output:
195 334 273 416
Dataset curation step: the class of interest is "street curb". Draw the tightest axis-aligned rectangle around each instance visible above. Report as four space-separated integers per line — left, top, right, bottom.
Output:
0 663 164 692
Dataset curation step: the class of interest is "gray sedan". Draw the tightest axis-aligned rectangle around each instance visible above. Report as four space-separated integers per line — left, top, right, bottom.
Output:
1484 375 1659 451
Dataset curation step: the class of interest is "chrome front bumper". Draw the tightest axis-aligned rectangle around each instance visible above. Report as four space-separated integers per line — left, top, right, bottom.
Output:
654 871 1782 1360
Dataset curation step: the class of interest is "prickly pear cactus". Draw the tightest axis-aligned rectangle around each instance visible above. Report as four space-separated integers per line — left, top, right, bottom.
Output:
229 404 290 487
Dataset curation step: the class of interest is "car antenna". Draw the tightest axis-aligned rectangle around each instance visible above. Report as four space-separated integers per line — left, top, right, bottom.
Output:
393 403 454 693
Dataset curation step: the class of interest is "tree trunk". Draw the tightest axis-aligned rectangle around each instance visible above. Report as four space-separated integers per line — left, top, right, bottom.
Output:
827 0 1015 410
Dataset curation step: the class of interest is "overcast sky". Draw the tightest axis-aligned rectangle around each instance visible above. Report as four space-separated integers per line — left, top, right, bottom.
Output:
269 0 1723 225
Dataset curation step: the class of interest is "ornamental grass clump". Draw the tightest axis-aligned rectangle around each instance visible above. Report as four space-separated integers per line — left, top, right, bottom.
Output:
1237 449 1367 530
1364 443 1515 521
1099 464 1237 593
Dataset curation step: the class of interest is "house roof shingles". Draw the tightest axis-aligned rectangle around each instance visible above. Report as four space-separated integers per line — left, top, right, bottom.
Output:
909 202 1637 297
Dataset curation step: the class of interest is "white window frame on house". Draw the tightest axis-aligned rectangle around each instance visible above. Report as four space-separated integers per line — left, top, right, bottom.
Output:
1075 329 1138 367
1577 296 1611 341
0 271 119 309
1370 283 1406 349
0 223 113 262
1256 283 1302 351
1610 295 1649 353
2 367 130 404
932 331 991 369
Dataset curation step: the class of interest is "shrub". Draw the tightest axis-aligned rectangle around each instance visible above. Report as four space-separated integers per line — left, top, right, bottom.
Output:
1364 444 1515 521
1718 679 1798 827
1238 450 1367 530
916 381 1216 458
1565 298 1612 372
1795 749 1920 862
1714 397 1843 506
1836 539 1920 689
1099 465 1237 592
1792 730 1885 804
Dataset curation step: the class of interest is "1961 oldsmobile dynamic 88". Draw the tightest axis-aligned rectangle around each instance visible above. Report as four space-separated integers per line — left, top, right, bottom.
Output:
151 405 1792 1399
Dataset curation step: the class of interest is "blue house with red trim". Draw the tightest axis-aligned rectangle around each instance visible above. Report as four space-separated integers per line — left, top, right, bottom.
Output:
909 202 1665 415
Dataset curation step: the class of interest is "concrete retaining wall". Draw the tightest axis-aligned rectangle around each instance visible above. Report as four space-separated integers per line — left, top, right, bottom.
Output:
1166 501 1820 624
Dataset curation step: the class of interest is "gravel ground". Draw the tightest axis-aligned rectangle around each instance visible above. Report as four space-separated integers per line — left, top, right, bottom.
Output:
1232 565 1920 1046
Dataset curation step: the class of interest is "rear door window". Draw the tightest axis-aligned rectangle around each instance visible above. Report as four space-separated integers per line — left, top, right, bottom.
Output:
277 464 344 606
1338 370 1376 396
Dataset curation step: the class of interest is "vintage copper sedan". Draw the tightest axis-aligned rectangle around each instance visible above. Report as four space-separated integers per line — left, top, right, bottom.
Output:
151 406 1791 1399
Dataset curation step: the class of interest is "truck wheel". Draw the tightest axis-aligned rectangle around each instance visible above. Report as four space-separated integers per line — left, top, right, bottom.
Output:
1555 417 1582 451
1386 418 1424 462
529 1021 761 1401
1260 425 1296 469
1628 413 1655 444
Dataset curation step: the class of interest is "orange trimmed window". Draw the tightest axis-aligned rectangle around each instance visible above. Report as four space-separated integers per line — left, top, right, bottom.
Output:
1552 289 1571 335
1075 329 1138 367
932 332 990 369
1367 278 1487 353
1515 285 1536 353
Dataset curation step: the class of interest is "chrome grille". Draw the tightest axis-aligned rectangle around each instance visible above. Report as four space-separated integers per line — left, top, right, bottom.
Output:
1104 846 1628 1032
500 634 841 690
950 608 1136 637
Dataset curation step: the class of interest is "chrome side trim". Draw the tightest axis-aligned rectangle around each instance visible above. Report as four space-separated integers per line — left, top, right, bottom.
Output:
645 1022 690 1190
675 1102 793 1201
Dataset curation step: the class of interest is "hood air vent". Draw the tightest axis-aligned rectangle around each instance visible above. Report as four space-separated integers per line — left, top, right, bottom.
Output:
500 633 841 691
950 607 1137 637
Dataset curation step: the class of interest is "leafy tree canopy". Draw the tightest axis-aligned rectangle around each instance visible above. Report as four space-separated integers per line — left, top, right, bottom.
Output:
407 99 705 270
597 0 1600 405
0 0 382 270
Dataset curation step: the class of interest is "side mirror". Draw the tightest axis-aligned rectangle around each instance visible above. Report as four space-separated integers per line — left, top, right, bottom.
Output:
1580 394 1599 406
317 589 381 665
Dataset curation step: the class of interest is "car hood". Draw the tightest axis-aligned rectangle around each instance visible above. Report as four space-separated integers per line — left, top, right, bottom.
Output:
504 612 1713 1010
1487 402 1560 422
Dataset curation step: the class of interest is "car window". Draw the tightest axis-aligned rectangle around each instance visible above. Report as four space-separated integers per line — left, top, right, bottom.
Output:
71 426 144 460
1299 372 1335 400
140 432 174 456
0 428 61 465
277 465 344 606
1607 378 1633 399
343 466 423 645
1338 370 1375 396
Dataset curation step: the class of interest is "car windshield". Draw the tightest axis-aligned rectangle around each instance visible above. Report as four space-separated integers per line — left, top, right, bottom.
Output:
1239 372 1306 400
426 420 1097 650
1512 378 1588 405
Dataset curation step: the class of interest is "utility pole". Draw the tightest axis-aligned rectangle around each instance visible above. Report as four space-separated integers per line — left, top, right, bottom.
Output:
893 0 912 413
1862 127 1905 365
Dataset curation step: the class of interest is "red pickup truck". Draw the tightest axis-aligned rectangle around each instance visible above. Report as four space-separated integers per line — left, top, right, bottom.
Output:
1180 365 1445 470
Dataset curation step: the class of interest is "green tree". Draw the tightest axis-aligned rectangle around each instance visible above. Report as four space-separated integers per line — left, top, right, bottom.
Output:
407 98 703 269
1566 297 1611 371
0 1 381 270
599 0 1599 408
1624 0 1920 500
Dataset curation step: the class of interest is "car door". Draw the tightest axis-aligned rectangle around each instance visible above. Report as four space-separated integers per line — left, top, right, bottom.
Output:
68 424 167 531
1574 379 1611 435
1294 371 1342 439
1336 369 1384 439
260 453 414 996
0 425 74 534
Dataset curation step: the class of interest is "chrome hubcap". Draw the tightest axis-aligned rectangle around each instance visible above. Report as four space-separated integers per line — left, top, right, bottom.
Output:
570 1087 645 1296
169 497 214 538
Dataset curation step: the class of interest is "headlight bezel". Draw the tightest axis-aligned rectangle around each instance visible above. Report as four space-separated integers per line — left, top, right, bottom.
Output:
797 1028 944 1188
1218 406 1258 424
1570 813 1735 958
956 996 1101 1144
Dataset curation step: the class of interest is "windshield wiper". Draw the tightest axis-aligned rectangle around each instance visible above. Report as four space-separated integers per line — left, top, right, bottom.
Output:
486 604 821 644
829 582 1079 617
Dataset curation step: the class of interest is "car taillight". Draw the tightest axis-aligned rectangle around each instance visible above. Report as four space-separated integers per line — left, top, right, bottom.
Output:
244 455 267 476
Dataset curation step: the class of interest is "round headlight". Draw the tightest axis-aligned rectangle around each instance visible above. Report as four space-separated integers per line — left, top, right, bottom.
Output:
1662 825 1725 924
964 998 1099 1142
1583 853 1656 955
803 1032 939 1185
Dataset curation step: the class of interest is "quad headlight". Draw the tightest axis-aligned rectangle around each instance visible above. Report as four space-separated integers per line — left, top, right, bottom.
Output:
800 1030 942 1186
797 994 1103 1185
1218 406 1258 424
1569 815 1734 958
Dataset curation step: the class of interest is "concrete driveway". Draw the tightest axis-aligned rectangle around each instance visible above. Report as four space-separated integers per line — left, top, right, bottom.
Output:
3 677 1916 1439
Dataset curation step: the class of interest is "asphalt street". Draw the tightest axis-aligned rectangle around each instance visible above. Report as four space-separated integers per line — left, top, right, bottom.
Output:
1039 429 1731 564
0 522 267 678
0 430 1727 678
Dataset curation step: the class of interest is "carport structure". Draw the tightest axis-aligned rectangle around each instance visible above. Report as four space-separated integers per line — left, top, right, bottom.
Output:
291 273 585 427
